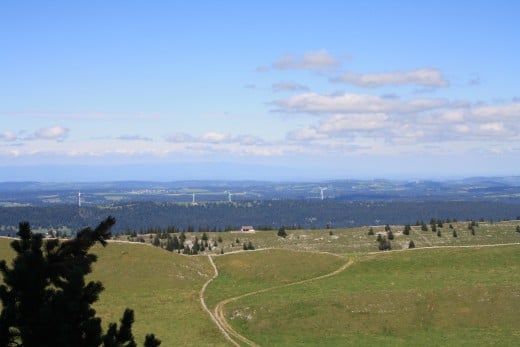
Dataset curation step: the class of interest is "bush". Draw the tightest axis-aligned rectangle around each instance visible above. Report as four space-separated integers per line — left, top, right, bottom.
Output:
368 227 374 236
408 240 415 248
387 230 394 240
378 236 391 251
277 227 287 238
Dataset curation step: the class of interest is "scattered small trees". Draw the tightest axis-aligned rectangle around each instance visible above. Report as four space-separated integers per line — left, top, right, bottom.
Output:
242 241 255 250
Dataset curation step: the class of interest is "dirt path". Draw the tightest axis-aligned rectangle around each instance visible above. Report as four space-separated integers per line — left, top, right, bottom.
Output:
211 257 354 347
199 255 241 347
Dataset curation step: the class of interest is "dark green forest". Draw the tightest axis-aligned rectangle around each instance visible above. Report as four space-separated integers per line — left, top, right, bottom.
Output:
1 200 519 236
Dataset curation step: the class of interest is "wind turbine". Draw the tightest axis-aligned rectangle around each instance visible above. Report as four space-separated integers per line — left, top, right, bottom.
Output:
192 192 196 204
319 187 328 200
226 191 233 202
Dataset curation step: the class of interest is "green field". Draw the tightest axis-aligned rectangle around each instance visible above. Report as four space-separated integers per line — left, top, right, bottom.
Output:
1 220 520 346
217 245 520 346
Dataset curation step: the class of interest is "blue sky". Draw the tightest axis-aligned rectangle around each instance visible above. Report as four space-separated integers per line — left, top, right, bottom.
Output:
1 1 519 181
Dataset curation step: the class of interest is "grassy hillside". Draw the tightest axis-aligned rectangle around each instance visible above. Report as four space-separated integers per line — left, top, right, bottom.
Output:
221 245 520 346
148 220 520 255
205 249 346 308
2 219 520 346
0 238 229 346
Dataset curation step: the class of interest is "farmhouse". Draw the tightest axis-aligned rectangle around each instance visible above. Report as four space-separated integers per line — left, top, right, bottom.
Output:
240 225 256 233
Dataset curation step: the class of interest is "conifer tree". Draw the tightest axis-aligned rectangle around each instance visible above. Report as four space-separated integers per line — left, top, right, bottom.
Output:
0 217 160 347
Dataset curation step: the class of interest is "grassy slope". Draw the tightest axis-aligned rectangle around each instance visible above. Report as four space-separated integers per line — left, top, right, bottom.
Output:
0 238 228 346
2 220 520 346
205 249 346 308
89 242 228 346
224 245 520 346
138 220 520 255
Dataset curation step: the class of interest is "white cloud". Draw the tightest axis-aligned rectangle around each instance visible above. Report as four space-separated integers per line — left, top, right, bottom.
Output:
273 49 338 71
201 132 231 143
471 102 520 120
331 68 448 87
30 126 69 141
319 113 390 132
0 131 18 141
274 93 447 114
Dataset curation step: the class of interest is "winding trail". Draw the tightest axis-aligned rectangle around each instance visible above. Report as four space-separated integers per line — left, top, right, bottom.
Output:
199 255 241 347
209 255 354 347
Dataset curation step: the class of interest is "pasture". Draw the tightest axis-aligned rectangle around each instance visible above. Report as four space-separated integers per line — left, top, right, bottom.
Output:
1 219 519 346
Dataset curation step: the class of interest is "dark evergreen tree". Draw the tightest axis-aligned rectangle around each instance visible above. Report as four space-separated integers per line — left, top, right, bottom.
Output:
387 230 394 240
152 235 161 247
368 227 374 236
277 227 287 238
179 232 186 248
0 217 160 347
408 240 415 248
452 229 458 237
378 236 391 251
403 224 411 235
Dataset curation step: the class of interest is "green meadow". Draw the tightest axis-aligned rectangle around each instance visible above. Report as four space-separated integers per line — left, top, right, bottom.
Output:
1 219 519 346
219 245 520 346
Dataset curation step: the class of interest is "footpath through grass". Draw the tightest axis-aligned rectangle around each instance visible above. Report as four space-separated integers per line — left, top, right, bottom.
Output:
205 249 347 309
223 244 520 346
89 242 229 346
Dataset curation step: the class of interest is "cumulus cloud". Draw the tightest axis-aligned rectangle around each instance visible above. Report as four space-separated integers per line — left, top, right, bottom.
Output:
319 113 390 132
30 126 69 141
286 127 328 142
274 92 447 114
273 49 338 71
331 68 448 87
0 131 18 141
272 82 309 92
201 132 231 143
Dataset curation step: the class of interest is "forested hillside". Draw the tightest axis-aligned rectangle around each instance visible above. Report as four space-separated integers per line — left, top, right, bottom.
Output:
1 200 519 235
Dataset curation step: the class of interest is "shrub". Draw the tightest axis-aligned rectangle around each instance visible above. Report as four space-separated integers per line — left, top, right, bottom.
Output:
408 240 415 248
277 227 287 238
368 227 374 235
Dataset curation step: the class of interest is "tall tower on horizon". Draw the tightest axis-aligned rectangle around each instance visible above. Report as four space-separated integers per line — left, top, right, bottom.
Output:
78 191 81 207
